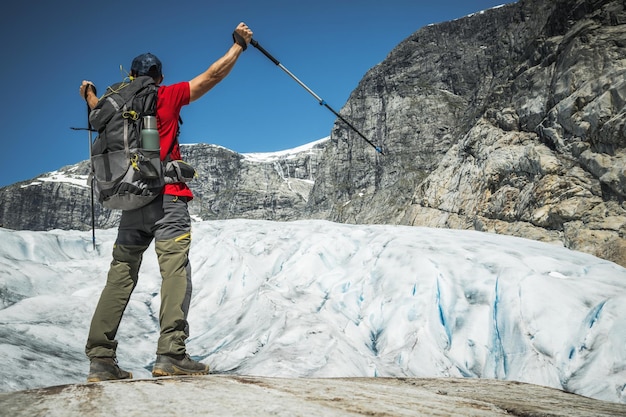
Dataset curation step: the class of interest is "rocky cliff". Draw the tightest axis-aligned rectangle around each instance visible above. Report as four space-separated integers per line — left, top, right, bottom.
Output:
0 139 326 231
188 140 325 221
306 0 626 267
1 0 625 268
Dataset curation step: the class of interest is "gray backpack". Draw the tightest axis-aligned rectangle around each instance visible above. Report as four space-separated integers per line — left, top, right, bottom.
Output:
88 76 164 211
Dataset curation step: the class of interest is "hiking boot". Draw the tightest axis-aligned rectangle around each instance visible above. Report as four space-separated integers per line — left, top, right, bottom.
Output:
87 357 133 382
152 353 210 377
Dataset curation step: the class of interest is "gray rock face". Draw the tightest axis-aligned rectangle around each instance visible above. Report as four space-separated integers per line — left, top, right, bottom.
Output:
187 141 324 221
0 161 121 231
0 141 326 231
306 0 626 267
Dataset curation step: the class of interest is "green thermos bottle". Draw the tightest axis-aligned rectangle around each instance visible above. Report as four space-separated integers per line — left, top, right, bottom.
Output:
141 115 160 151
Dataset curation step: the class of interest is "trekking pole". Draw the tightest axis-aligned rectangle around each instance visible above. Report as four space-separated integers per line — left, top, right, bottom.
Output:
70 85 98 249
84 84 97 250
250 39 385 155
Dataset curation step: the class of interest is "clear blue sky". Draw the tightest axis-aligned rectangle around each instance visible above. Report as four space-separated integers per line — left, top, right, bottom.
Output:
0 0 509 187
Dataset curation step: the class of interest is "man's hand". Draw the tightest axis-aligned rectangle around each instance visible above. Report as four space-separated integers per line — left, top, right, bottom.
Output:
80 80 99 109
232 22 253 50
79 80 95 98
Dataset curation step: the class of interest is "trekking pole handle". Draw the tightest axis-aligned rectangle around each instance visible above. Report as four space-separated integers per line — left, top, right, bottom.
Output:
250 39 280 66
83 83 97 126
83 83 97 101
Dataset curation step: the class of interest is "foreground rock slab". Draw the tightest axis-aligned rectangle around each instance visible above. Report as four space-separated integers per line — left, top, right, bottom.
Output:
1 376 624 417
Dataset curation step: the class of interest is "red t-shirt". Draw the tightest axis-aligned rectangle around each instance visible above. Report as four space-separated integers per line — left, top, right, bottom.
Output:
157 81 193 200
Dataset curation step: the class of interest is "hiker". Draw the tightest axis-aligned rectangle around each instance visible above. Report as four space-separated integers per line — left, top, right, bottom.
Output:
79 22 253 382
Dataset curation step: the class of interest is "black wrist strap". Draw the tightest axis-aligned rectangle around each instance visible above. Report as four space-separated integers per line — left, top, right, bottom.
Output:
232 31 247 51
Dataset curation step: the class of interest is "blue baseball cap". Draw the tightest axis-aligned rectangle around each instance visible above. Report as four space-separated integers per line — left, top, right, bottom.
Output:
130 53 162 77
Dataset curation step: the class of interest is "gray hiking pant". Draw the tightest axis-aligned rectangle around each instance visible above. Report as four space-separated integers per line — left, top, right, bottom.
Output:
85 194 192 359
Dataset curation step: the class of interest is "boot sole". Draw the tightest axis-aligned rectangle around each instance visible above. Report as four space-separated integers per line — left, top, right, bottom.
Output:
87 372 133 383
152 366 209 377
